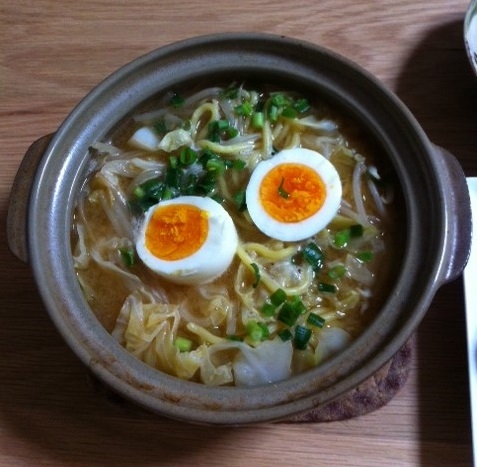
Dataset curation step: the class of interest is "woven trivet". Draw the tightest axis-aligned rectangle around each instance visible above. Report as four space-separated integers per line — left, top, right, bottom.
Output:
287 336 414 423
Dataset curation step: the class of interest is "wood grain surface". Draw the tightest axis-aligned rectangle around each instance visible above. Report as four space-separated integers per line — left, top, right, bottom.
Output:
2 1 477 465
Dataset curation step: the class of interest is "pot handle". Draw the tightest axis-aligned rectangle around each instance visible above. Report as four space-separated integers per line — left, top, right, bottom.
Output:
432 144 472 284
7 134 54 263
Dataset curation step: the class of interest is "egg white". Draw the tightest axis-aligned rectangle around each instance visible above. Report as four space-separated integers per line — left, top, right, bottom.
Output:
246 148 342 241
135 196 238 285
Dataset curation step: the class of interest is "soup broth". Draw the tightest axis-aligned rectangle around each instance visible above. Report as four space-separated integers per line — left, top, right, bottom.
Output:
72 83 404 386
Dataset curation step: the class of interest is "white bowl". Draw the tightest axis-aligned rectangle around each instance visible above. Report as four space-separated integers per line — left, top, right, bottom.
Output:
465 0 477 75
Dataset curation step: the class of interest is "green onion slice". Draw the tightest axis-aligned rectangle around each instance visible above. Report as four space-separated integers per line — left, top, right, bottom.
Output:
233 190 247 212
334 229 350 248
174 336 193 352
277 177 290 199
119 248 135 268
278 329 293 342
252 111 264 129
179 147 198 166
277 297 306 327
294 325 312 350
270 288 287 306
349 224 364 237
250 263 260 288
246 321 269 341
281 106 297 119
307 312 325 328
170 93 185 108
357 251 374 263
302 243 325 271
293 98 310 113
261 303 276 317
328 264 347 279
318 282 337 293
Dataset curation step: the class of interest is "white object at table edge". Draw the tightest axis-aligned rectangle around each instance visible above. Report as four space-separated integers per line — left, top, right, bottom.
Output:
464 177 477 465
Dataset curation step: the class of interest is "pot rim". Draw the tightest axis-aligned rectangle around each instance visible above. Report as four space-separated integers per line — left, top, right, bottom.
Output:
25 32 464 424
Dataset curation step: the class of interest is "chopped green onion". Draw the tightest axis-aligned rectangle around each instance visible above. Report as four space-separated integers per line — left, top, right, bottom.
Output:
307 312 325 328
250 263 260 288
277 297 306 327
170 93 185 108
179 147 198 166
169 155 178 169
205 157 226 175
293 98 310 113
131 178 168 212
208 120 232 142
294 325 312 350
246 321 269 341
220 85 239 99
119 248 135 268
226 127 239 139
216 119 230 131
233 190 247 211
289 295 307 315
132 185 146 199
281 106 298 119
161 186 173 200
235 102 253 117
252 111 264 129
174 336 193 352
334 229 350 248
152 119 168 136
227 334 244 342
134 178 163 199
277 303 299 327
267 104 279 122
350 224 364 237
261 302 276 317
278 329 293 342
232 159 246 170
357 251 374 263
165 166 182 189
318 282 337 293
328 264 347 280
199 149 216 167
195 172 217 196
270 288 287 306
180 173 198 195
277 177 290 199
270 93 290 107
302 243 325 271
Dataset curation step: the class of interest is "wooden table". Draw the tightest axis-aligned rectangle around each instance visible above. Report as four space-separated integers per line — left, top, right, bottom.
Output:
2 1 476 465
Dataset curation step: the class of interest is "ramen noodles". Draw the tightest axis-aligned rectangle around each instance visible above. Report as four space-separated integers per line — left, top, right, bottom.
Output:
72 83 402 386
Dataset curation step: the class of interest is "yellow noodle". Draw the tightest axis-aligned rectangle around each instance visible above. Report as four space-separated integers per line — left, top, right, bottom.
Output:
186 322 224 345
190 100 221 140
236 243 313 295
243 242 297 261
197 139 256 157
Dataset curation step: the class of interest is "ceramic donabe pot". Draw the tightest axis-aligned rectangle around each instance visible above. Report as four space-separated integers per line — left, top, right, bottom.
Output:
7 33 472 425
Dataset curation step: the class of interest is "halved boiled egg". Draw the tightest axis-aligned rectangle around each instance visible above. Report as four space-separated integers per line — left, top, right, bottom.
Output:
135 196 238 285
246 148 342 241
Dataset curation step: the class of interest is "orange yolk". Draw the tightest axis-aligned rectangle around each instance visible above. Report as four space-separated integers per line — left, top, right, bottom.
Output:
259 163 326 223
145 204 209 261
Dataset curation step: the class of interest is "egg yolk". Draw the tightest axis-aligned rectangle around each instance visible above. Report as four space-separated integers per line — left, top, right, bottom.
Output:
145 204 209 261
259 163 326 223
